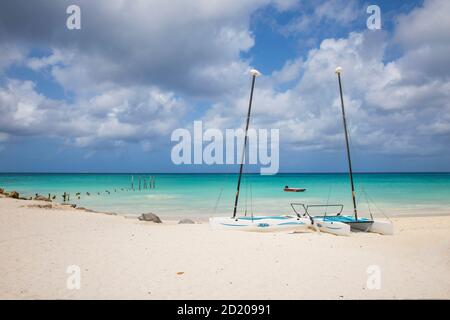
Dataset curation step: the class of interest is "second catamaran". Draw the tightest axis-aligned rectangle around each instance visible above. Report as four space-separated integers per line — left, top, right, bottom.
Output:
292 67 393 236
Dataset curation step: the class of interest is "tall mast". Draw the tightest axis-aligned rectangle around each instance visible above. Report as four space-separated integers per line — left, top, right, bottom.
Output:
335 67 358 220
232 69 261 219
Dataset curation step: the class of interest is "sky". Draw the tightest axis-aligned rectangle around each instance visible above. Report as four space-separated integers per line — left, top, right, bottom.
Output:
0 0 449 173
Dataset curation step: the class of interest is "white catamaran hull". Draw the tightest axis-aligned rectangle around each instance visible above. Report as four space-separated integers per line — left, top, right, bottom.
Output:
209 216 311 232
310 216 393 236
311 218 351 236
368 219 394 235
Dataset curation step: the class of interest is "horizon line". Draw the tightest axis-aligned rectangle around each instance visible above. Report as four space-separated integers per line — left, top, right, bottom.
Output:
1 171 449 175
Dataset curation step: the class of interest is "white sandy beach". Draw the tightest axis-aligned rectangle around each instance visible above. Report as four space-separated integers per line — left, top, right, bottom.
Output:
0 196 449 299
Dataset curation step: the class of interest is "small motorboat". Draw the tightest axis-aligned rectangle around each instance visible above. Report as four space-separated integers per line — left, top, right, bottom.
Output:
283 186 306 192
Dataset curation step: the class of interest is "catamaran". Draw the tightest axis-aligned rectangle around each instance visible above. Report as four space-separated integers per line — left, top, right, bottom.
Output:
209 69 312 232
290 67 394 236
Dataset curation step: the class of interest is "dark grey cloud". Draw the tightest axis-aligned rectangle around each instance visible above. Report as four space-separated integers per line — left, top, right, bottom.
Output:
0 0 283 150
0 0 271 97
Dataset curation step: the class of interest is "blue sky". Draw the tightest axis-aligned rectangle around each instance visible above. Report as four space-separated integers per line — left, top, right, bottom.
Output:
0 0 449 173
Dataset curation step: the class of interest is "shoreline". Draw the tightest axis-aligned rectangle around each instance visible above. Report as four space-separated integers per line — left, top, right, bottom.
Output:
2 187 450 221
1 196 449 299
3 192 450 222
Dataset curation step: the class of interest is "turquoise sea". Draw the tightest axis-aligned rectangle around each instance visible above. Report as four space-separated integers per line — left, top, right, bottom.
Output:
1 173 449 218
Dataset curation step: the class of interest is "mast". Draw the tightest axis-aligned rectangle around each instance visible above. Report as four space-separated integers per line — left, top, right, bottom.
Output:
232 69 261 219
335 67 358 220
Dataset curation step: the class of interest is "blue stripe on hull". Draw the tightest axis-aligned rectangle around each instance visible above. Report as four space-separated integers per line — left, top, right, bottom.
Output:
277 222 305 226
220 223 247 227
238 216 291 221
220 221 305 228
316 215 372 223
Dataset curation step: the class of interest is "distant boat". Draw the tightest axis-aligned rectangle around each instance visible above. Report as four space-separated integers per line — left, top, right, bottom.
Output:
283 186 306 192
209 69 311 232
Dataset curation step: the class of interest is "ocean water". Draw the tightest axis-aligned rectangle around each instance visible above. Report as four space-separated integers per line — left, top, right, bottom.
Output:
0 173 449 218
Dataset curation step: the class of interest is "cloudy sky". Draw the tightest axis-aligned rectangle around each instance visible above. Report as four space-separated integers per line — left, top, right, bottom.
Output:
0 0 449 173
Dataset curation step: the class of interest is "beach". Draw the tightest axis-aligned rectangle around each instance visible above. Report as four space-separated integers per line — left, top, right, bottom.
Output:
0 196 449 299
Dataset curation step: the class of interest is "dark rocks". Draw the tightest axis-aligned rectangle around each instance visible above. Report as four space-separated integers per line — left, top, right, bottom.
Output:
178 218 195 224
34 195 51 202
0 188 4 194
138 213 162 223
9 191 19 199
